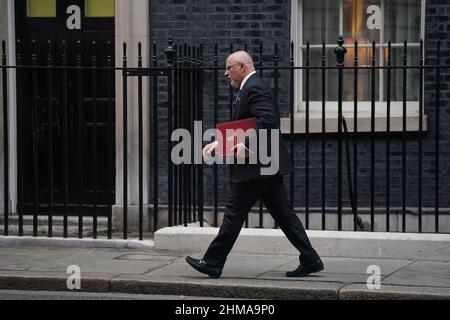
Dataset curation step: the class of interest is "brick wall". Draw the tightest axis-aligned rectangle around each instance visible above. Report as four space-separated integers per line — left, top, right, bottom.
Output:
148 0 450 229
423 0 450 209
149 0 292 207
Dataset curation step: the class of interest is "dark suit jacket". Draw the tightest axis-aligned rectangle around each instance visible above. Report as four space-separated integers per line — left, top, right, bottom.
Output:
229 73 292 183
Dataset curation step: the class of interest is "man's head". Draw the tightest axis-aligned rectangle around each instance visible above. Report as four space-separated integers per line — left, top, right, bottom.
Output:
224 51 256 88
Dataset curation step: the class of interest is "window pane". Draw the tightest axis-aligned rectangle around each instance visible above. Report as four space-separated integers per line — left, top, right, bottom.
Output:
303 47 379 101
302 0 339 45
85 0 115 17
383 47 420 101
343 0 380 45
300 0 421 103
27 0 56 17
384 0 421 43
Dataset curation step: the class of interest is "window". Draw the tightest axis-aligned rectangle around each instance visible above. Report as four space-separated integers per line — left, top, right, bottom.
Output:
27 0 56 17
288 0 425 133
85 0 115 17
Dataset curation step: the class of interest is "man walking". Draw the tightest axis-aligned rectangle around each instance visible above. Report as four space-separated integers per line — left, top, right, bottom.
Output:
186 51 323 279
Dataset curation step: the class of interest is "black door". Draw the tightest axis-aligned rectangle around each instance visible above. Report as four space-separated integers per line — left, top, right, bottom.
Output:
15 0 115 216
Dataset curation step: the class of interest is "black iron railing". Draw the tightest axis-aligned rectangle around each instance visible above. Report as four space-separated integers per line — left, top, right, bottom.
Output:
1 36 449 240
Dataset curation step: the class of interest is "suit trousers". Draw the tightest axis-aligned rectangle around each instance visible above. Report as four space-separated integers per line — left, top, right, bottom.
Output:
203 174 320 269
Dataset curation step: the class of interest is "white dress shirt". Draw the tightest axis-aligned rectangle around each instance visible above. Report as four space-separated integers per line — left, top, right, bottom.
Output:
240 71 257 90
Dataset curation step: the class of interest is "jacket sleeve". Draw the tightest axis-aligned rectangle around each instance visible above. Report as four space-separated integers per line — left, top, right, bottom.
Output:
243 84 278 151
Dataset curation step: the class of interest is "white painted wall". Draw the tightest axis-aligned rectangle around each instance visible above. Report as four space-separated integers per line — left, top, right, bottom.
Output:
1 0 152 226
0 0 8 213
113 0 151 230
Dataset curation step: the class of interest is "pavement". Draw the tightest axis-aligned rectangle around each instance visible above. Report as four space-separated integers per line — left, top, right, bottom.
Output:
0 239 449 300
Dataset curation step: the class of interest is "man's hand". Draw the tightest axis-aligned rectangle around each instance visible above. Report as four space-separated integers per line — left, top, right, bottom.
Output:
202 141 218 161
230 143 250 159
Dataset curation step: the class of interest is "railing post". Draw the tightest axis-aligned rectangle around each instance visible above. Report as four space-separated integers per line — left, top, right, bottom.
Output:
165 38 176 68
122 42 128 239
402 41 407 233
106 40 113 239
335 35 346 231
91 41 98 239
289 41 295 218
321 40 327 230
183 43 188 227
165 38 175 229
191 46 197 224
31 40 38 237
173 43 179 226
2 40 9 236
418 39 424 233
62 40 69 238
353 40 359 231
370 40 376 232
386 41 392 232
198 44 204 228
16 39 23 237
46 40 54 238
187 45 192 225
137 42 144 239
434 41 441 233
151 41 158 231
76 40 84 239
305 42 310 229
213 43 218 227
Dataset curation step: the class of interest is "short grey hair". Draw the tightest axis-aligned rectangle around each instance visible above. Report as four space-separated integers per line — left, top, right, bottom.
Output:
228 51 255 67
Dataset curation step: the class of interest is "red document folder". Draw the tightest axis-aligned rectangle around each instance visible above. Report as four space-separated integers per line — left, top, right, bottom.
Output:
215 117 257 157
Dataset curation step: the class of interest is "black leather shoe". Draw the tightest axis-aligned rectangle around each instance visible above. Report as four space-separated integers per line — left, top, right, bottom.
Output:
185 256 222 279
286 259 324 277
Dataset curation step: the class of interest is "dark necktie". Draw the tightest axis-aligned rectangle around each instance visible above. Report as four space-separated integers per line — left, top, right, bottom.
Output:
233 90 241 119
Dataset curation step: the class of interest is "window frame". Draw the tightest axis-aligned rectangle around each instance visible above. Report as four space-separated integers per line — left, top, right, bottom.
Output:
288 0 426 133
85 0 115 18
26 0 56 17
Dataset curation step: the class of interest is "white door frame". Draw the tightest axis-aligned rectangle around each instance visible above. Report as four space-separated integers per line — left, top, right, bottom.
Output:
3 0 150 217
6 0 17 214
